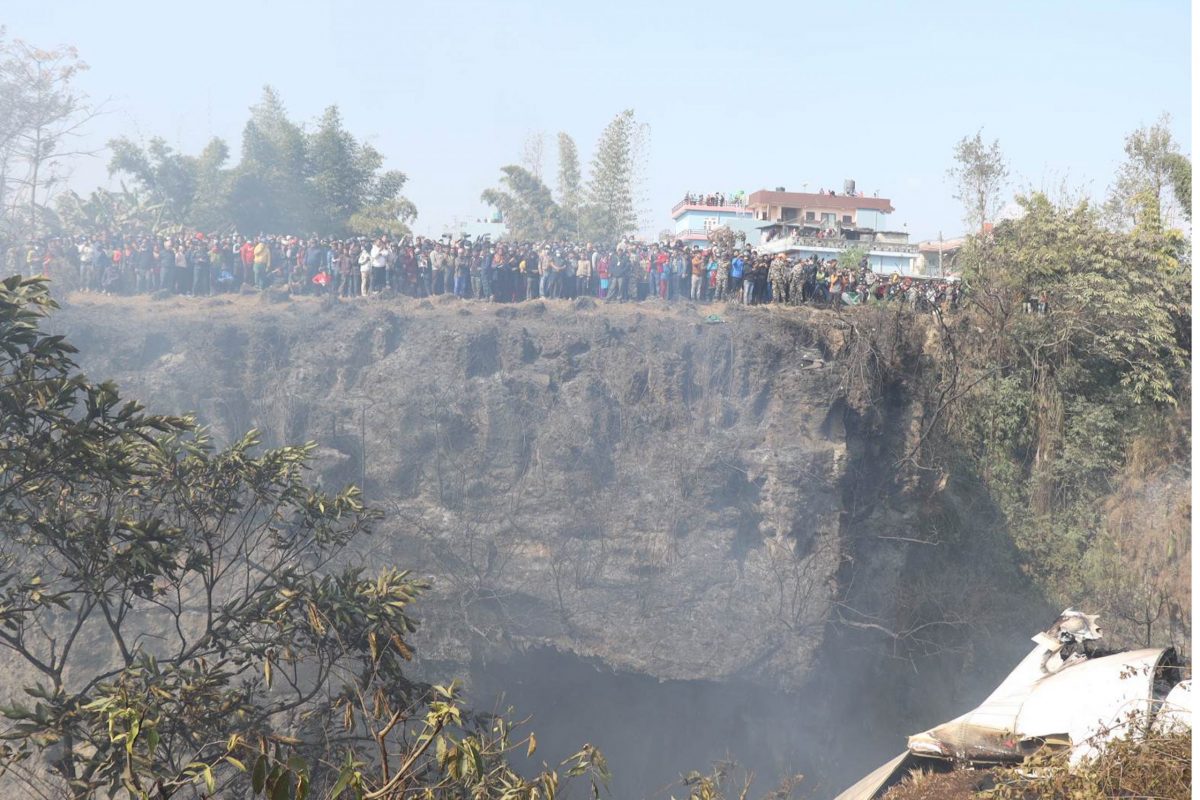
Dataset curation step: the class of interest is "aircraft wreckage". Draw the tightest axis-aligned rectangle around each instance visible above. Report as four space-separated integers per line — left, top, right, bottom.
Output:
834 609 1192 800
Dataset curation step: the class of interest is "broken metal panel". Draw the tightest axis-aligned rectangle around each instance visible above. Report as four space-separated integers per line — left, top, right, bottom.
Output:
1153 679 1192 735
836 611 1191 800
1019 647 1166 763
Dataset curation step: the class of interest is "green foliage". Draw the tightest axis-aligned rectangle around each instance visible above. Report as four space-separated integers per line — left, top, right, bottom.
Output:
107 136 202 222
838 243 868 270
1107 113 1189 228
947 129 1008 232
54 186 167 235
0 276 610 800
348 198 418 238
556 133 582 238
580 110 641 245
481 165 563 241
307 106 411 237
944 187 1189 613
103 88 417 237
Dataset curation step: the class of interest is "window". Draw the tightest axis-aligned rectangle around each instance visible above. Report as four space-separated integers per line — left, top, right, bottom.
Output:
804 211 816 221
842 214 853 224
781 208 797 221
703 217 720 232
822 212 835 224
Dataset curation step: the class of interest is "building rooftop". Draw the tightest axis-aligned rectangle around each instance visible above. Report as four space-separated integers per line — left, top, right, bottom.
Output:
916 237 967 253
747 190 895 214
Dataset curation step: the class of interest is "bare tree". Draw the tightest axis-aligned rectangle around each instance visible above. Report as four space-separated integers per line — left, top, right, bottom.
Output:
0 36 98 239
520 130 546 181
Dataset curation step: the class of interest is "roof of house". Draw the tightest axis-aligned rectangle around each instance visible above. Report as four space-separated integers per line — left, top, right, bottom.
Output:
916 237 967 253
747 190 895 214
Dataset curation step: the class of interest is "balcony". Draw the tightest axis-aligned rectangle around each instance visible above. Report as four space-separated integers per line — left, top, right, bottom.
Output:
761 235 919 254
671 198 753 217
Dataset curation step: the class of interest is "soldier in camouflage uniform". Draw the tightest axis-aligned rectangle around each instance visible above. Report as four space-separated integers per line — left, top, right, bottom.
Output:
769 254 789 304
787 259 806 306
715 256 731 301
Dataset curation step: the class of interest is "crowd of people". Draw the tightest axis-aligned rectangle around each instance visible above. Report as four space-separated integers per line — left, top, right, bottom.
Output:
6 231 963 313
681 191 746 208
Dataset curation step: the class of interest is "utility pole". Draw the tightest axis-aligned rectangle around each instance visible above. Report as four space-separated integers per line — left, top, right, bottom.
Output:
937 230 944 278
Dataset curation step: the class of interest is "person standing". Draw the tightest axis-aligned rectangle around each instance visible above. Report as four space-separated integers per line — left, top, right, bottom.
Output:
252 238 271 290
369 238 389 295
690 250 705 301
174 243 191 296
355 243 370 295
523 248 540 300
575 250 592 299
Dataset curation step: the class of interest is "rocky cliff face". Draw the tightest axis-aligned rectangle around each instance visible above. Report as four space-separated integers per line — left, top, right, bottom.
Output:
48 293 1042 794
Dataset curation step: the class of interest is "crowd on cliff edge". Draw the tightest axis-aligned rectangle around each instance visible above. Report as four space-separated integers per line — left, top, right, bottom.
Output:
6 232 968 313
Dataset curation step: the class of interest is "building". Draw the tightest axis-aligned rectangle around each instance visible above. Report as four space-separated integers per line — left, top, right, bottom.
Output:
441 215 507 242
668 193 761 247
915 236 966 276
747 185 920 274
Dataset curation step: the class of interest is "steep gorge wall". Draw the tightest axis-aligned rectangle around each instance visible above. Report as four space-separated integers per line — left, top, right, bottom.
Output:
48 293 1044 791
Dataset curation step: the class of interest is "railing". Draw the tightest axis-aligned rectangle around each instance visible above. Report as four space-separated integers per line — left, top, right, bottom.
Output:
671 199 753 216
766 235 918 254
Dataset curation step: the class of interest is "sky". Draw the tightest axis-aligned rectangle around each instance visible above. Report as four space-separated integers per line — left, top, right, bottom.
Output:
4 0 1193 241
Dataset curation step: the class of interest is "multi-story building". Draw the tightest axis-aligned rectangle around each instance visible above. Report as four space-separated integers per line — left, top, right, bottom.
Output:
747 185 920 274
668 193 761 247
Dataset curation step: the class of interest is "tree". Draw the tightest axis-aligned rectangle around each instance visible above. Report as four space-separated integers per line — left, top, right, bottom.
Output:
0 276 611 800
947 129 1008 234
481 165 562 241
556 132 582 238
348 197 418 238
946 190 1189 603
580 110 640 245
230 86 310 234
1107 114 1189 228
189 137 232 232
107 137 201 223
0 36 96 240
54 186 166 234
306 106 414 237
1165 151 1191 221
520 132 545 181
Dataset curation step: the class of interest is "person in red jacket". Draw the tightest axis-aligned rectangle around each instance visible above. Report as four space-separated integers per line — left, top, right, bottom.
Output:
239 239 255 286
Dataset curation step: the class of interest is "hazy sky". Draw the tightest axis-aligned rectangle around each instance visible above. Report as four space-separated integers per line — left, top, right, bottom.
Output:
7 0 1192 240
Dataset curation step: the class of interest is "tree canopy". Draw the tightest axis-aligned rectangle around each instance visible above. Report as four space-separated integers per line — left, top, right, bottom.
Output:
99 87 417 238
481 110 647 245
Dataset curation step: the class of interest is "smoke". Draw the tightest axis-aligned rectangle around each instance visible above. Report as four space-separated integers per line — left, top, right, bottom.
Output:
468 648 849 799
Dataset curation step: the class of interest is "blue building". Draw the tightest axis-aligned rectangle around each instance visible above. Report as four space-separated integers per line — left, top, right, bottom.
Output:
668 193 761 247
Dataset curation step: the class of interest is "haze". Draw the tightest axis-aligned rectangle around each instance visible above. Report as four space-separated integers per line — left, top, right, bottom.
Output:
6 0 1192 240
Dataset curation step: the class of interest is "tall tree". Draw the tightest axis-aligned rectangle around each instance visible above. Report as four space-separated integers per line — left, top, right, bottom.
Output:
0 36 95 240
1107 114 1189 227
947 129 1008 234
189 137 232 232
230 85 310 234
481 165 562 240
556 132 581 237
306 105 414 238
580 109 639 245
306 105 369 236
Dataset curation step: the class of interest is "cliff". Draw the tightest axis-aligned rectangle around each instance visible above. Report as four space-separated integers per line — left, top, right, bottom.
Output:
47 292 1044 794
